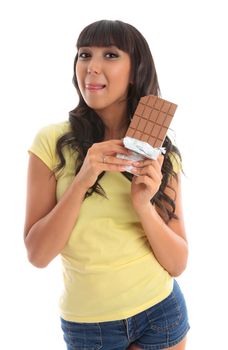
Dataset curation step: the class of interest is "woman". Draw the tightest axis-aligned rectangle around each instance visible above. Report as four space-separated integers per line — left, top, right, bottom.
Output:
24 20 190 350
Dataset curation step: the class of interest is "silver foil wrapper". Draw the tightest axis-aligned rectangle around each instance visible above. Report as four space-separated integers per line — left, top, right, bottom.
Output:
117 137 166 174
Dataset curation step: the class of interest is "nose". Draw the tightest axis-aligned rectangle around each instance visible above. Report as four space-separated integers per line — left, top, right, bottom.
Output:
87 58 101 74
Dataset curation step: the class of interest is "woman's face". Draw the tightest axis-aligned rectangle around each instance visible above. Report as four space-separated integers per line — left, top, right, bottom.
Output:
76 46 131 116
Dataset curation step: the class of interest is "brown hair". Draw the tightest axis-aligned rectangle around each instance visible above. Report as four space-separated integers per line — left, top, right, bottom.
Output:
56 20 181 222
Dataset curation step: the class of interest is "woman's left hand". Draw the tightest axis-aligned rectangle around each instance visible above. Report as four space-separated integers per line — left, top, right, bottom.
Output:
130 155 164 211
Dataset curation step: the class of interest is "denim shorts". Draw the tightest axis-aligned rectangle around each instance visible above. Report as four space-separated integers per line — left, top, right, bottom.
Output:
61 280 190 350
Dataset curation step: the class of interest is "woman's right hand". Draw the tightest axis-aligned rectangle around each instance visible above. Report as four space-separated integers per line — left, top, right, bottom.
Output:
75 139 133 191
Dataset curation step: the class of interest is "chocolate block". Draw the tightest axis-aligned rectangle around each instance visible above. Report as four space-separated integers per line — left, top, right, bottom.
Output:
126 95 177 148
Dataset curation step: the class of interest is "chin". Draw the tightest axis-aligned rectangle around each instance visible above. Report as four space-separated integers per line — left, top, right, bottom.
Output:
84 99 107 112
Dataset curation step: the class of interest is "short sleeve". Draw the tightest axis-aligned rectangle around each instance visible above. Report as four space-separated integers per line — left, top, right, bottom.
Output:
28 124 58 171
169 152 182 174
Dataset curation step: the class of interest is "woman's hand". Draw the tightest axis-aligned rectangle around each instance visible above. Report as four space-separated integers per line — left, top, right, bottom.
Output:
75 139 132 191
130 155 164 212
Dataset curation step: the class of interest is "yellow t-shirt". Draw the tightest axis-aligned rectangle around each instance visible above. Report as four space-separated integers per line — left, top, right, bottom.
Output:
29 121 176 323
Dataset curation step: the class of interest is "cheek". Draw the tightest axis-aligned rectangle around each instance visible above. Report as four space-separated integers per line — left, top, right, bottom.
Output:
111 66 131 87
75 70 85 96
75 64 83 85
119 64 131 86
117 71 131 91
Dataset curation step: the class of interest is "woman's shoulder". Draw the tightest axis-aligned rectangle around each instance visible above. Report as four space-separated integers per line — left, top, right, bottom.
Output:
29 121 72 172
37 120 71 140
168 151 182 174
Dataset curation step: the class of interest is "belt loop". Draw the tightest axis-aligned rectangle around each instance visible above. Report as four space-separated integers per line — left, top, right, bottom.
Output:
124 319 130 340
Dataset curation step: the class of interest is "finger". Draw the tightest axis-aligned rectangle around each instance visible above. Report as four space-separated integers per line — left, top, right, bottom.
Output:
90 139 128 151
102 155 133 166
110 146 131 156
100 139 129 152
89 145 131 164
134 175 152 186
157 154 164 167
100 144 131 156
133 155 164 168
105 139 124 145
100 162 130 173
132 164 162 181
107 145 128 155
152 158 164 173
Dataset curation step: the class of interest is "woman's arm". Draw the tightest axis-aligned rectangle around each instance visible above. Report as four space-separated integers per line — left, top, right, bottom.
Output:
24 154 86 268
131 157 188 277
24 140 133 268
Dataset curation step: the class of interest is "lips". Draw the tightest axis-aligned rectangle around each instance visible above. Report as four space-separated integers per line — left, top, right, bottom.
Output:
85 83 106 91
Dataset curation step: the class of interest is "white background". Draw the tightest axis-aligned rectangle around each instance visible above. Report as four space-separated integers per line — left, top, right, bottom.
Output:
0 0 227 349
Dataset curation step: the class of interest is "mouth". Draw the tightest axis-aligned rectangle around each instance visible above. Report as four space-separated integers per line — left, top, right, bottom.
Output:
85 83 106 91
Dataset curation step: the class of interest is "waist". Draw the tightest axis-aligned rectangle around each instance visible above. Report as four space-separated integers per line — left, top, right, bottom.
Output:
59 252 173 322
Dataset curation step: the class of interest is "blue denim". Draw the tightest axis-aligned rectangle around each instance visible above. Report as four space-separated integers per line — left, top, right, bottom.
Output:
61 280 190 350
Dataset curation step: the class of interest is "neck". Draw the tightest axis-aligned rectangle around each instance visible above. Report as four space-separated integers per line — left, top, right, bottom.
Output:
96 104 129 140
104 122 128 140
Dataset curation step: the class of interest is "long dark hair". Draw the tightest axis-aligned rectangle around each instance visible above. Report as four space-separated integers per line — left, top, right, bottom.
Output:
56 20 181 223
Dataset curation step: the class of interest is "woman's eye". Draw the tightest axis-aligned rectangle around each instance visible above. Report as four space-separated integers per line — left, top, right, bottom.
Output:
105 52 119 59
78 52 90 59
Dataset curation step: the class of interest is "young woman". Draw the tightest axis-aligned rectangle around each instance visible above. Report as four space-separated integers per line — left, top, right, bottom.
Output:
24 20 190 350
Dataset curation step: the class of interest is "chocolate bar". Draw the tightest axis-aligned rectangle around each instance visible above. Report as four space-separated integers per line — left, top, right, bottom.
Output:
126 95 177 148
